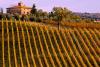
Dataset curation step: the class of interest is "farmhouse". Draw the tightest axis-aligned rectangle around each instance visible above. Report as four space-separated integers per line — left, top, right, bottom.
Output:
6 1 32 15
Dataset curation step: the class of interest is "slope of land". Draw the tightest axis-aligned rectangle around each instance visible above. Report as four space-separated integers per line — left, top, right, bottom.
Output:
0 20 99 67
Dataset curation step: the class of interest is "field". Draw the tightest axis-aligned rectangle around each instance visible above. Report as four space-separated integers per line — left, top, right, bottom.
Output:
0 20 100 67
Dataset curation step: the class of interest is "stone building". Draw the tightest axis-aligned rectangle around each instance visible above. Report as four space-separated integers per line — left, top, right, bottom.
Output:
6 2 32 15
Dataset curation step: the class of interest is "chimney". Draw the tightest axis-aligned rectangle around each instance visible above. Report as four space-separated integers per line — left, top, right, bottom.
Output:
18 1 23 6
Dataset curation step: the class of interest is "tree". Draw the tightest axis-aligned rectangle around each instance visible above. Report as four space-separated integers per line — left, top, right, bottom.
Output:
6 13 12 20
31 4 37 15
36 9 48 18
29 15 36 22
14 14 21 20
0 8 3 14
0 14 3 20
21 15 29 21
51 7 72 30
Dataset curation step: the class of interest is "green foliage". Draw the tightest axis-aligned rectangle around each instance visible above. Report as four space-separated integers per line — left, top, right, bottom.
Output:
29 15 36 21
21 15 29 21
49 7 83 23
13 14 21 20
0 13 6 20
50 7 74 29
6 14 12 20
31 4 37 15
52 7 72 22
36 9 48 19
0 8 3 14
0 13 3 20
0 4 93 23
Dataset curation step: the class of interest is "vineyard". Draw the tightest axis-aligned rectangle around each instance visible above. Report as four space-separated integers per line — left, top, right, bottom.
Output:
0 20 100 67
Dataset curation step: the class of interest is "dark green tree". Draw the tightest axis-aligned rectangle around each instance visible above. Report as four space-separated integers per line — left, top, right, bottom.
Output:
0 8 3 14
31 4 37 15
14 14 21 20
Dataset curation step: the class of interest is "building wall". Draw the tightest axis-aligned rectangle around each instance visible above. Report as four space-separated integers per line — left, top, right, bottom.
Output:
7 8 31 15
7 2 32 15
21 8 31 15
7 8 21 14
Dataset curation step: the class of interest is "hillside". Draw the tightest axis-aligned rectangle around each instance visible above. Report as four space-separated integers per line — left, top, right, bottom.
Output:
0 20 100 67
74 12 100 21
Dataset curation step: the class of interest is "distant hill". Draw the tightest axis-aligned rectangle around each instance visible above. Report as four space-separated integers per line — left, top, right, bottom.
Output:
74 12 100 21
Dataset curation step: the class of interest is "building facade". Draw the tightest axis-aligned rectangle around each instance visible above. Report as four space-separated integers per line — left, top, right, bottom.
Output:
6 2 32 15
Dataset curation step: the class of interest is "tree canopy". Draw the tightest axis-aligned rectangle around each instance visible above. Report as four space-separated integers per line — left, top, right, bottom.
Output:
51 7 72 22
31 4 37 15
0 4 92 23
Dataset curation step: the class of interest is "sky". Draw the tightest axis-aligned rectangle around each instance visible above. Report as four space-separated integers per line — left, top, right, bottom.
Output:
0 0 100 13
